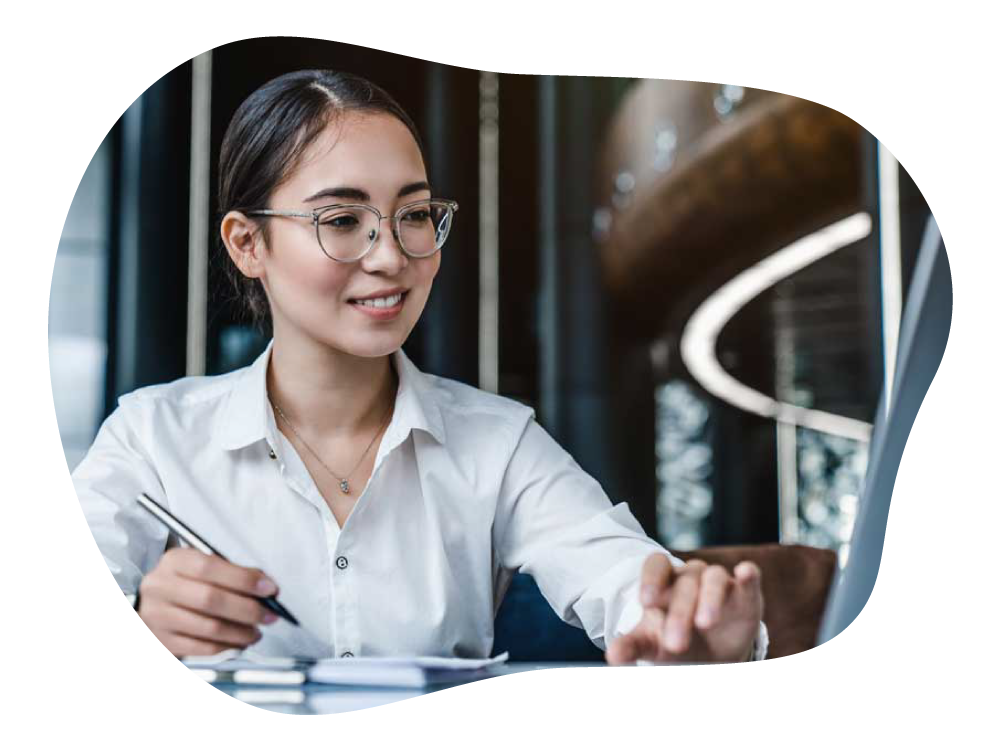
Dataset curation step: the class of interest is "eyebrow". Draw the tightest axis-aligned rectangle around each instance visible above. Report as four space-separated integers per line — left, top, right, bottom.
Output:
303 181 432 204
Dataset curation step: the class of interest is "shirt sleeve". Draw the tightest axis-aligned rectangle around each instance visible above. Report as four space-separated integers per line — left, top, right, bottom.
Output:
492 417 681 650
71 397 169 595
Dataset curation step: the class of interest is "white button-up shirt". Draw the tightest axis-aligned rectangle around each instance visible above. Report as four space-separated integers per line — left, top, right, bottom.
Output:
73 342 767 660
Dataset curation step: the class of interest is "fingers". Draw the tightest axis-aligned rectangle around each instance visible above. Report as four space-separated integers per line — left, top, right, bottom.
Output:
152 578 274 627
606 629 659 665
663 565 702 652
640 553 675 608
139 549 285 658
734 560 761 586
695 565 732 629
638 556 706 655
691 561 763 631
734 561 765 619
167 549 278 597
144 599 263 648
611 558 765 665
161 633 239 658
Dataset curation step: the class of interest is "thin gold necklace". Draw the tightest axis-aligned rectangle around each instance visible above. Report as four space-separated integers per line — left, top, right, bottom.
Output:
270 395 394 495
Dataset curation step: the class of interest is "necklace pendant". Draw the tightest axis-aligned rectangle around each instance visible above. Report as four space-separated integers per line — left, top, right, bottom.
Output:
339 479 350 494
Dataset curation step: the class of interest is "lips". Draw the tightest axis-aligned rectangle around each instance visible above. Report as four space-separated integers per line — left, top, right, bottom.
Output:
347 289 410 310
347 289 409 320
348 287 408 302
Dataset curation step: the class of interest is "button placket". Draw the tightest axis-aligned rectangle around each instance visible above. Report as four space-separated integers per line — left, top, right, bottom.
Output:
332 550 351 655
328 449 396 661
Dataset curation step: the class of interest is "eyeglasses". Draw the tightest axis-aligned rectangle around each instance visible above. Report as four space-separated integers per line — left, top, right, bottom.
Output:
245 198 459 263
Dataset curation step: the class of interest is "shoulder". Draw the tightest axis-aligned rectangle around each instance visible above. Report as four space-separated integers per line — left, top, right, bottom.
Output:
421 373 536 448
112 368 246 438
117 369 243 409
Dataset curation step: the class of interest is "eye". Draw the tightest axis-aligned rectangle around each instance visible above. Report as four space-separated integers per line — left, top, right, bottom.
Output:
320 214 358 229
401 208 431 223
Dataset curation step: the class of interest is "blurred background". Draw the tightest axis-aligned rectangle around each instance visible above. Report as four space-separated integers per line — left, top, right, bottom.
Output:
49 37 937 658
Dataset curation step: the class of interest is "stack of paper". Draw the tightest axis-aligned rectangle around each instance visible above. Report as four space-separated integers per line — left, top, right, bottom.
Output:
183 652 309 670
308 653 509 688
182 652 509 689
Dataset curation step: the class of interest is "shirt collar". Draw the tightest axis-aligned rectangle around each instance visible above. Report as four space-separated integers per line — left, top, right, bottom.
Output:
215 340 446 451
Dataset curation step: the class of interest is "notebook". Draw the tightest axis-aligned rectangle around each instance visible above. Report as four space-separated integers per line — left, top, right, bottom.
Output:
183 651 509 688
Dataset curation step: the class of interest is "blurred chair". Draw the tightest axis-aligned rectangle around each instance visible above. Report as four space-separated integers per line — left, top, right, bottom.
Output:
493 573 605 661
492 543 837 661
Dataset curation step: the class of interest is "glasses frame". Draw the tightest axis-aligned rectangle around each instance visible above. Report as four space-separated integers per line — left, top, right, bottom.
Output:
245 198 459 263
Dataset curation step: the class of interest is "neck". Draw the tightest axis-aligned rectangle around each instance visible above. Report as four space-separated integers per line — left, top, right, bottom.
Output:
265 328 397 438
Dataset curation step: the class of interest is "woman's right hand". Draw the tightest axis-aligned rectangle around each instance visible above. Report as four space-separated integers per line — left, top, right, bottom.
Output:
137 548 280 657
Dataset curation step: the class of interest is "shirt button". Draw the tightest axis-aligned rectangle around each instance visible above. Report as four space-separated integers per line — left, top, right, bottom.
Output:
268 449 277 460
341 651 354 658
335 556 349 570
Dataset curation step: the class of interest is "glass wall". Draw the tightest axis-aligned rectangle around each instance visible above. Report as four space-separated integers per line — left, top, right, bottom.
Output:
655 380 714 549
49 135 112 470
794 427 867 565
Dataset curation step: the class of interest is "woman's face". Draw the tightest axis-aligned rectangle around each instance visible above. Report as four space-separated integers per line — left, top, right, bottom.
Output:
253 112 441 358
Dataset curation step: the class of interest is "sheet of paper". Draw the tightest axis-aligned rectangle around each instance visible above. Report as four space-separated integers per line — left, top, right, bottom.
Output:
306 652 509 688
183 651 509 674
182 652 311 671
311 653 508 671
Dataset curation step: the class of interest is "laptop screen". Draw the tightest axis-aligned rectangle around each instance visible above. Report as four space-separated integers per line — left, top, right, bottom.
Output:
817 216 951 644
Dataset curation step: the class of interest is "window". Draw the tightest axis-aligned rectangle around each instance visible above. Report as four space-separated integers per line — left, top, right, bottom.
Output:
49 135 112 470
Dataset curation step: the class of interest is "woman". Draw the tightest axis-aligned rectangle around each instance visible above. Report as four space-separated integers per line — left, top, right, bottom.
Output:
73 69 767 664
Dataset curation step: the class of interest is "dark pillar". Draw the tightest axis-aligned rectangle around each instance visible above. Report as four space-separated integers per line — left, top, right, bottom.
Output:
496 73 541 407
537 75 616 487
860 132 888 411
606 335 658 535
413 64 480 385
709 406 780 544
898 163 933 311
111 63 191 400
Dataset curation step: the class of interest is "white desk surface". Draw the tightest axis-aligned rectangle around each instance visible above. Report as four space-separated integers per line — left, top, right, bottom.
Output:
211 662 605 715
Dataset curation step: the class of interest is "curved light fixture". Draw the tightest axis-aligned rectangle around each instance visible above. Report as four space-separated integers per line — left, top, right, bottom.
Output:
680 212 874 442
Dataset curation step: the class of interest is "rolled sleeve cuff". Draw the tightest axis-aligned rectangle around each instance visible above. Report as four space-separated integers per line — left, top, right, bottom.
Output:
614 588 644 639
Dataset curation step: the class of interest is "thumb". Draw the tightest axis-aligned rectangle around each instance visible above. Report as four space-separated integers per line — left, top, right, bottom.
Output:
734 560 761 585
606 629 657 665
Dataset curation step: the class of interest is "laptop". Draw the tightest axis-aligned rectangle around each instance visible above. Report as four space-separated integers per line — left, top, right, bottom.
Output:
817 215 951 644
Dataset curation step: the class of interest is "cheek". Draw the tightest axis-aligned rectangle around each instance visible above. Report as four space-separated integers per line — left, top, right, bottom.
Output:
415 255 441 289
268 244 354 303
405 258 440 322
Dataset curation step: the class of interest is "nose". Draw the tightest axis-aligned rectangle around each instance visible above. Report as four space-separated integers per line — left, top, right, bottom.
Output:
360 219 408 275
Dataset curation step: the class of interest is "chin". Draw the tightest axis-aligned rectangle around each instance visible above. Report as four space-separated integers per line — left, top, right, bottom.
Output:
328 330 411 359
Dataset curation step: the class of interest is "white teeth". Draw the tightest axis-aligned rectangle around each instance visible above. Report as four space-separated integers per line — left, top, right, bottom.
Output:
356 293 403 308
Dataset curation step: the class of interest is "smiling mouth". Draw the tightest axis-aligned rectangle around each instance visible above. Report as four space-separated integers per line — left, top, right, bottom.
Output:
349 291 408 309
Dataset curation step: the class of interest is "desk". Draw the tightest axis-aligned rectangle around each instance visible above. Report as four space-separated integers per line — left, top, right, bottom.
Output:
211 663 598 715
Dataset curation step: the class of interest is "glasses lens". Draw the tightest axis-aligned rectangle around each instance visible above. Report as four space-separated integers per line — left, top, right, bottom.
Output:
315 202 454 260
398 201 453 257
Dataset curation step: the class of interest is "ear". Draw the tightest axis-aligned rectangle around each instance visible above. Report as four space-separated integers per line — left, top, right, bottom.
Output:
221 210 267 280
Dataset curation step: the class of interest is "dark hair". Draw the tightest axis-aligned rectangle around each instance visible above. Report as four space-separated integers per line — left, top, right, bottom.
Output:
217 69 425 331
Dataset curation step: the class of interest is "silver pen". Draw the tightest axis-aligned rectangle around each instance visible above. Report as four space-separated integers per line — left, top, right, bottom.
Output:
136 492 300 626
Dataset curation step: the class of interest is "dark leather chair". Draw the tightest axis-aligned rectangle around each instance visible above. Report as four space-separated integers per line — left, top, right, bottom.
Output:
493 543 838 661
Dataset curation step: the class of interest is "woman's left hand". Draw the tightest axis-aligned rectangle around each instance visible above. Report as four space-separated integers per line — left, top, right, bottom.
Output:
606 553 764 664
